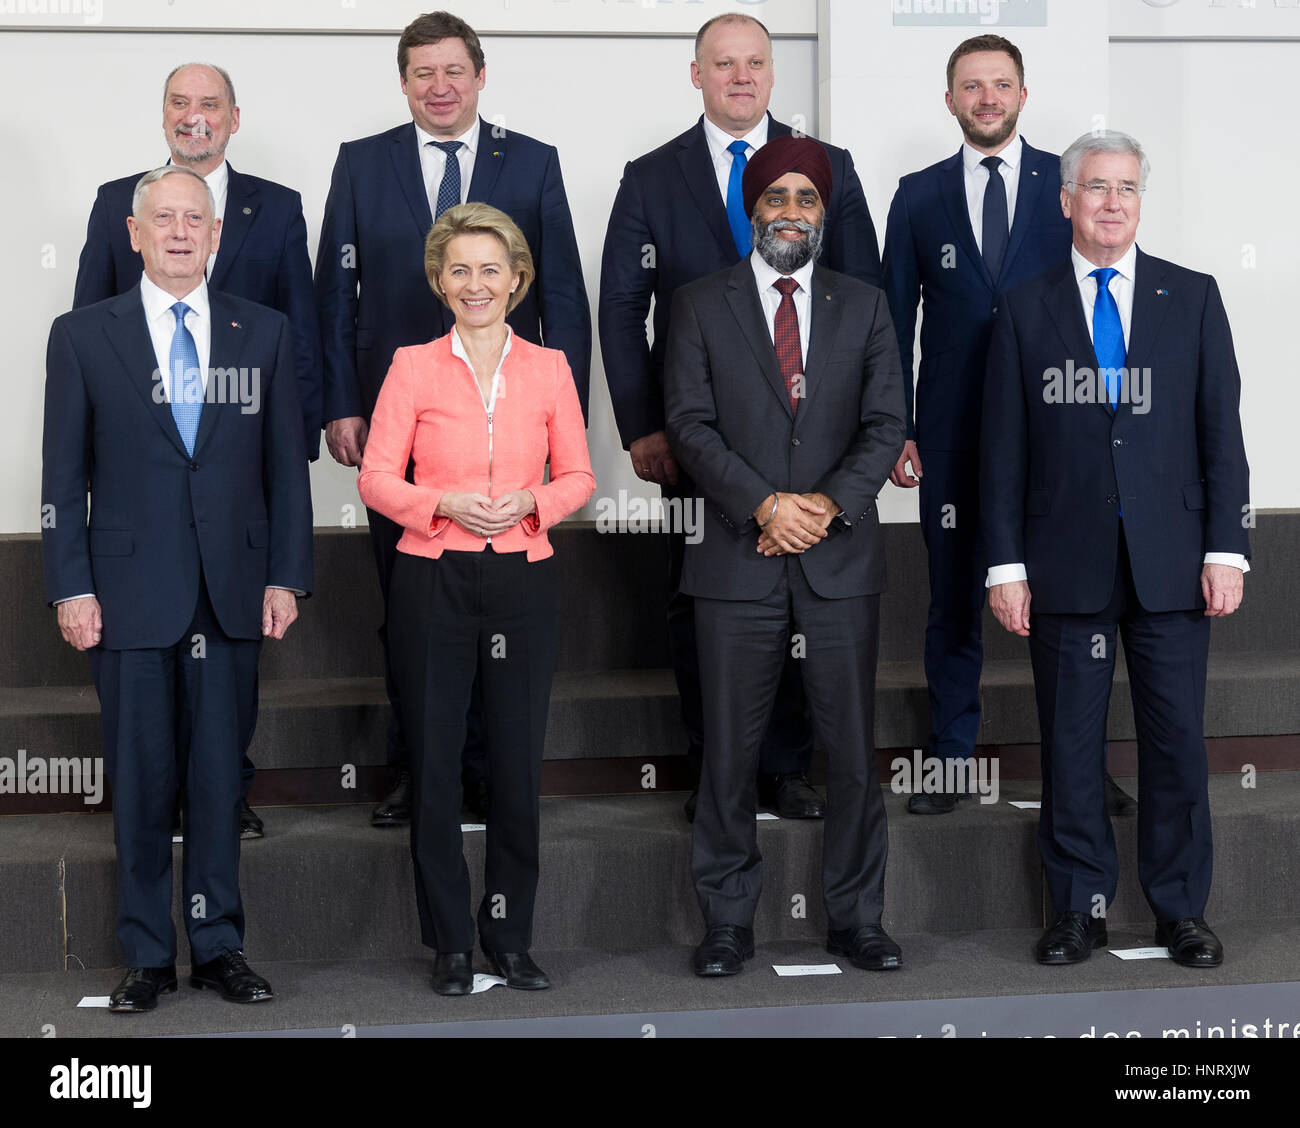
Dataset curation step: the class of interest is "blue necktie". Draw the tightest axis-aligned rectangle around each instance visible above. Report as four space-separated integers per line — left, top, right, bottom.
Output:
1090 267 1125 408
430 140 463 220
168 301 202 455
981 155 1008 281
725 139 752 258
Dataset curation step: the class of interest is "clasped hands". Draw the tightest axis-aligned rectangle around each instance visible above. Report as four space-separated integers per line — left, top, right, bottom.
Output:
754 491 838 556
438 490 536 538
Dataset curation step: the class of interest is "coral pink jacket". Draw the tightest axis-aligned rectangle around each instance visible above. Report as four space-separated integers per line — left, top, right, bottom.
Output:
358 333 595 560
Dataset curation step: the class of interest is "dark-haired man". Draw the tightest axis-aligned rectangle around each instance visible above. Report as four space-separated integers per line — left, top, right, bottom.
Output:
316 11 590 830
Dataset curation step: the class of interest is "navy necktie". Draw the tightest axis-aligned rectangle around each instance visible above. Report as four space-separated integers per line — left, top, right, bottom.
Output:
1091 267 1125 408
981 155 1008 281
430 140 463 220
725 140 752 258
168 301 202 456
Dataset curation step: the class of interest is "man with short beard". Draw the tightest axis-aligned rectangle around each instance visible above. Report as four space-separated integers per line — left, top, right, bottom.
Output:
665 137 905 977
73 62 322 841
881 36 1137 817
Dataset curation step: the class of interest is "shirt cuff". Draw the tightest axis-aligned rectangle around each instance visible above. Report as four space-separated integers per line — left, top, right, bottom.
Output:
54 593 95 604
267 586 306 596
986 563 1027 588
1203 552 1250 573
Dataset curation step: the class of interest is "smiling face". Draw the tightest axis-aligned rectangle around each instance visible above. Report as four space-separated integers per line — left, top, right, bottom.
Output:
163 65 239 173
751 172 825 273
439 232 519 331
1062 150 1142 267
402 39 484 140
127 173 220 298
945 50 1026 155
691 19 774 137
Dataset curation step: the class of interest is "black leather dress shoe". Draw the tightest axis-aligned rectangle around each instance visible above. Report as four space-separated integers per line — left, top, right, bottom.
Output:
462 779 490 823
683 790 698 823
431 951 474 995
239 799 264 839
483 950 550 990
1156 918 1223 968
907 791 960 814
758 773 825 819
827 925 902 970
692 924 755 976
371 767 411 828
1105 773 1138 816
190 949 274 1002
1035 911 1108 965
109 966 177 1013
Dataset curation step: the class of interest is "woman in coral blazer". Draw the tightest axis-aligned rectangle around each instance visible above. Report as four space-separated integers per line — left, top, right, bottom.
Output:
358 203 594 996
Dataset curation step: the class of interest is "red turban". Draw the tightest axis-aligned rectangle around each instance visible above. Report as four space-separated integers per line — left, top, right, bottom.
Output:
741 134 833 219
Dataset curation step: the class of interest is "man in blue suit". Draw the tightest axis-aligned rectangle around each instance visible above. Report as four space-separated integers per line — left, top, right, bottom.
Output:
73 62 322 839
882 36 1135 814
982 131 1250 966
316 11 590 829
43 166 313 1011
599 12 881 822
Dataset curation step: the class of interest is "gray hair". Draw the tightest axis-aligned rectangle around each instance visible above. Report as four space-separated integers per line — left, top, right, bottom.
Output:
163 62 237 107
131 165 216 219
1060 129 1150 190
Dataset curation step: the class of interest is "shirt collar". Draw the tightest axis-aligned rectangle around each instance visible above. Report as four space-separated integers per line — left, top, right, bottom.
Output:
1072 240 1138 285
749 249 815 297
701 112 768 162
450 323 514 366
140 272 209 325
962 132 1022 176
415 117 480 157
163 157 228 200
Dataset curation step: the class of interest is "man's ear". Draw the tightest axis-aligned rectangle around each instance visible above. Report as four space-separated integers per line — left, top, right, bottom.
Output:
126 215 141 254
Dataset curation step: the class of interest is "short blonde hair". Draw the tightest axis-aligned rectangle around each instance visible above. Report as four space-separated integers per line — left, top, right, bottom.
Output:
424 202 534 314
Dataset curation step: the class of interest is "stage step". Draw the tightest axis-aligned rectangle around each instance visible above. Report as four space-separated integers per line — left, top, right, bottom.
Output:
3 774 1297 975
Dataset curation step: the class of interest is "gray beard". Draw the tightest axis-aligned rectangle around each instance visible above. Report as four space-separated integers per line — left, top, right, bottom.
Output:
752 217 824 274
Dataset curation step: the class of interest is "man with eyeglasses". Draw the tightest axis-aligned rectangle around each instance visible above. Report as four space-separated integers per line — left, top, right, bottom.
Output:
982 130 1250 967
882 36 1136 817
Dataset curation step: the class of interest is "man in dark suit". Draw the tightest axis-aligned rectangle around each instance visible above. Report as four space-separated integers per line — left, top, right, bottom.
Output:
666 137 905 977
601 12 881 822
882 36 1144 816
982 131 1250 967
43 165 313 1010
316 11 590 829
73 62 322 839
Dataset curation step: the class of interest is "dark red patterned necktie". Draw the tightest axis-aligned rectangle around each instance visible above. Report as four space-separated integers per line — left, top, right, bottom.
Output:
773 276 802 416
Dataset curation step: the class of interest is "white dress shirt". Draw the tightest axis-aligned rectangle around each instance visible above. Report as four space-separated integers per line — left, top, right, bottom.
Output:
202 159 228 279
750 252 813 365
963 133 1020 255
450 324 515 545
141 273 211 394
416 119 479 219
702 114 768 205
986 238 1246 586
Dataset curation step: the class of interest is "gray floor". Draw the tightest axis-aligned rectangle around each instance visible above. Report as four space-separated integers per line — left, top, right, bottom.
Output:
5 918 1298 1039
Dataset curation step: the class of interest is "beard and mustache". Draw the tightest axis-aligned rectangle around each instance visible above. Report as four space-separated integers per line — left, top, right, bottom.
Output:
751 214 825 273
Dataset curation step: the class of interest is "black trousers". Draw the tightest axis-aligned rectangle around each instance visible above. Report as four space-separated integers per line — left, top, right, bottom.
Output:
91 574 258 967
692 560 889 931
388 548 559 953
1030 527 1213 921
663 473 813 778
367 505 486 781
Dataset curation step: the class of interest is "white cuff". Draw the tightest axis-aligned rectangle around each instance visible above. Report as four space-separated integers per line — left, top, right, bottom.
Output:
1203 553 1249 574
986 563 1027 589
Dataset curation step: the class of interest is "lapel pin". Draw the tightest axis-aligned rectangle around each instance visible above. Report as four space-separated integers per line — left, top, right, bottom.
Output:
231 321 241 328
493 151 502 158
242 206 252 215
1032 170 1039 176
1156 288 1168 296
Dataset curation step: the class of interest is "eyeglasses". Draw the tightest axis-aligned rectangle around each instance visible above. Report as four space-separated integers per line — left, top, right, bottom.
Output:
1068 181 1145 200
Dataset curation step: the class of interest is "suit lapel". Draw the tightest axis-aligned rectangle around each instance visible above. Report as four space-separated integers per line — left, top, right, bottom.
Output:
676 118 740 264
389 123 433 241
1040 260 1111 418
1124 248 1171 377
938 149 989 288
724 259 791 417
103 287 191 458
209 164 255 289
1000 143 1052 287
796 267 842 427
194 292 248 457
466 117 506 204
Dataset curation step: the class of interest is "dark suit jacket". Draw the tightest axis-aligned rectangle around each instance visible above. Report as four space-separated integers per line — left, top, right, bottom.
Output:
601 114 882 450
664 260 905 602
42 286 314 649
882 140 1072 450
72 164 323 460
981 249 1251 615
315 118 590 424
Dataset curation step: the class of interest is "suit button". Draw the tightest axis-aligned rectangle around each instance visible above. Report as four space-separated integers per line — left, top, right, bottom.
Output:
1107 494 1117 505
190 462 199 471
1112 438 1124 447
992 305 998 314
792 438 800 447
